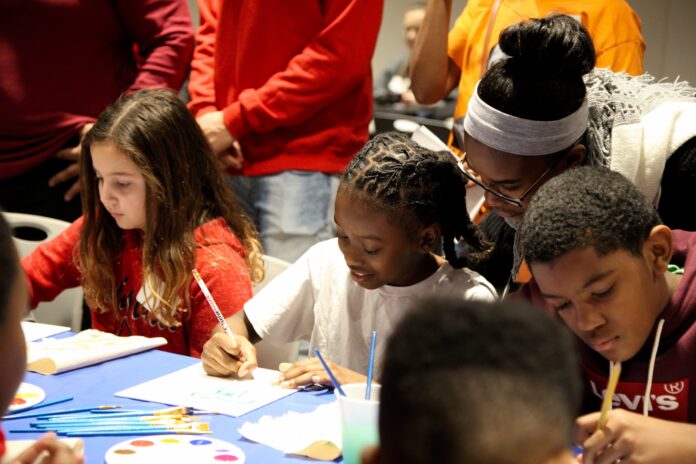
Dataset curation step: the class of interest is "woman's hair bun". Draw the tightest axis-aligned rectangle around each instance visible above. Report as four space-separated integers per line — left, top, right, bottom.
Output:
497 14 596 79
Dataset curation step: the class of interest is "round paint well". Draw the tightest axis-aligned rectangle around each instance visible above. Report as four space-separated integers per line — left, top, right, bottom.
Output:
189 439 213 446
214 455 238 461
130 440 155 447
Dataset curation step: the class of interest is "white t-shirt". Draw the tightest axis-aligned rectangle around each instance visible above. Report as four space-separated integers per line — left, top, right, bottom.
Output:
246 239 496 378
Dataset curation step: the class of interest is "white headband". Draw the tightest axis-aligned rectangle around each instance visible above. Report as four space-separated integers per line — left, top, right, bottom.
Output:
463 83 589 156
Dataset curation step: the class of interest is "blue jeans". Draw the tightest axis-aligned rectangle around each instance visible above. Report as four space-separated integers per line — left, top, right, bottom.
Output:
230 171 340 263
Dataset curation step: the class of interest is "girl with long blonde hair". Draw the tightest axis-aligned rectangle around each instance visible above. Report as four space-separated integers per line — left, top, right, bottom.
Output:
22 89 264 357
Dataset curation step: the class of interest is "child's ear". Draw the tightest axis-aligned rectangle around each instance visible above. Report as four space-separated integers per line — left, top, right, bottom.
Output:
643 225 673 276
418 223 441 253
360 445 383 464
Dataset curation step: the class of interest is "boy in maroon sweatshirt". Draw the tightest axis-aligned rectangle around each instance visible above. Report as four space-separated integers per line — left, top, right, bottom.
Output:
518 166 696 463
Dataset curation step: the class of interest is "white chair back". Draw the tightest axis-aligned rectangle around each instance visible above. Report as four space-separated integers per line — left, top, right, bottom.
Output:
3 212 84 332
253 255 300 369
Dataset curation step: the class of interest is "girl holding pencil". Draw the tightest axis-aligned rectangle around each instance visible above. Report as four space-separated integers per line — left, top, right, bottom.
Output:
21 89 264 357
202 132 497 386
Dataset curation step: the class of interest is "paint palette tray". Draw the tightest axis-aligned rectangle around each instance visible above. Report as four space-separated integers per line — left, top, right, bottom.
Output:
9 382 46 413
105 435 246 463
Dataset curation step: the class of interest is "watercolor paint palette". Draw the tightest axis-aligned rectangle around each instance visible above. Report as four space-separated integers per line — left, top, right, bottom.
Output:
104 435 246 463
8 382 46 412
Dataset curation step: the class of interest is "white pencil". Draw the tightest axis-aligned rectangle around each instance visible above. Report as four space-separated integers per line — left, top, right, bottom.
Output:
192 269 238 348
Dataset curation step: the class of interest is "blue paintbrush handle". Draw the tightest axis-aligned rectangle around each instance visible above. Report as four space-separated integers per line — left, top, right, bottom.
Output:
366 330 377 400
2 397 73 418
65 430 194 437
313 348 346 396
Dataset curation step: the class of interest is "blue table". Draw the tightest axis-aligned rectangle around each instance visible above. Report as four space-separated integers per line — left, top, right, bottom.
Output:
4 349 339 463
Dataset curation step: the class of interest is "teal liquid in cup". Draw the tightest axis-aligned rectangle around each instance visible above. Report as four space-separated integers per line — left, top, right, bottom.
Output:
342 421 379 464
338 383 381 464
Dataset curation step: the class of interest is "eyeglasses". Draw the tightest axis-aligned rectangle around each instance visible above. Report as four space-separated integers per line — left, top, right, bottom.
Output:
458 153 565 208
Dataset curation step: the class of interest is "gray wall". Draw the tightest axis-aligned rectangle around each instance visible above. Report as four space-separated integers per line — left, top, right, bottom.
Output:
371 0 467 77
372 0 696 85
632 0 696 83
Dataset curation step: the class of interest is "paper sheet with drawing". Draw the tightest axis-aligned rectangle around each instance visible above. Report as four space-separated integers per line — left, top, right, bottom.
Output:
115 363 297 417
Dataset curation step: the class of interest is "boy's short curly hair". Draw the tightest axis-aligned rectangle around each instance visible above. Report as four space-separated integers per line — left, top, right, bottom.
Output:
379 297 581 464
520 166 662 265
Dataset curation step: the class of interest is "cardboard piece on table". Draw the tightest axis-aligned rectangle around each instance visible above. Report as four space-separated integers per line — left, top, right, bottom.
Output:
238 402 341 460
293 440 341 461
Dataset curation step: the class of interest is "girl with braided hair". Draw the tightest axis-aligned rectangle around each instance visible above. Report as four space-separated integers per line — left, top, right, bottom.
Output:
201 132 496 387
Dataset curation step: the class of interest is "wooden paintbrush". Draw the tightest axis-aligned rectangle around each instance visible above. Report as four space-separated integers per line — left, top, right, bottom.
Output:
597 361 622 431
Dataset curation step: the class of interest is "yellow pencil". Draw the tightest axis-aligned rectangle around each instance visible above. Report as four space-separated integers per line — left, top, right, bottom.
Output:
597 361 621 431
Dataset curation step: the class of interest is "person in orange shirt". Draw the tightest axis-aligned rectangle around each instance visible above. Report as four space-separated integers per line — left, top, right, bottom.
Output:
410 0 644 151
456 14 695 295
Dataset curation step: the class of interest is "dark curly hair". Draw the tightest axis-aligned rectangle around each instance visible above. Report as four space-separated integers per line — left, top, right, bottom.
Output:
520 166 662 265
379 297 580 464
479 14 596 120
340 132 492 268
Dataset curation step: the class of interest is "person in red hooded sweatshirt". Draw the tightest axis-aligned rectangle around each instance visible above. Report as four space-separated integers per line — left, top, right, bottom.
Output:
188 0 383 263
518 166 696 463
0 0 194 222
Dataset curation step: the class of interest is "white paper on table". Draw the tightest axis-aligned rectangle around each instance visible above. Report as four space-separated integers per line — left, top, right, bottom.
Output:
115 363 296 418
21 321 70 341
410 125 486 219
239 402 342 460
26 329 167 375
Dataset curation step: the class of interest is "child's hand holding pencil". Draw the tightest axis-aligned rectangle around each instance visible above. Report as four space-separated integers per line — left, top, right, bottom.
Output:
201 331 257 378
193 269 257 378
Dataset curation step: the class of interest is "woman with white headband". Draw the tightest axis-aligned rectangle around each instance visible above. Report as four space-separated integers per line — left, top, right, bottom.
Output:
460 14 696 293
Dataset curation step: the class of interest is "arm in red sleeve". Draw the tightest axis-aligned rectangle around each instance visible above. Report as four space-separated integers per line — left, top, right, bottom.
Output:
187 0 220 117
186 244 253 358
222 0 383 138
21 218 83 309
115 0 195 92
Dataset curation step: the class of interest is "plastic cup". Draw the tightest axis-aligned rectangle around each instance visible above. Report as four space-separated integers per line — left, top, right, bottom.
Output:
337 383 381 464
